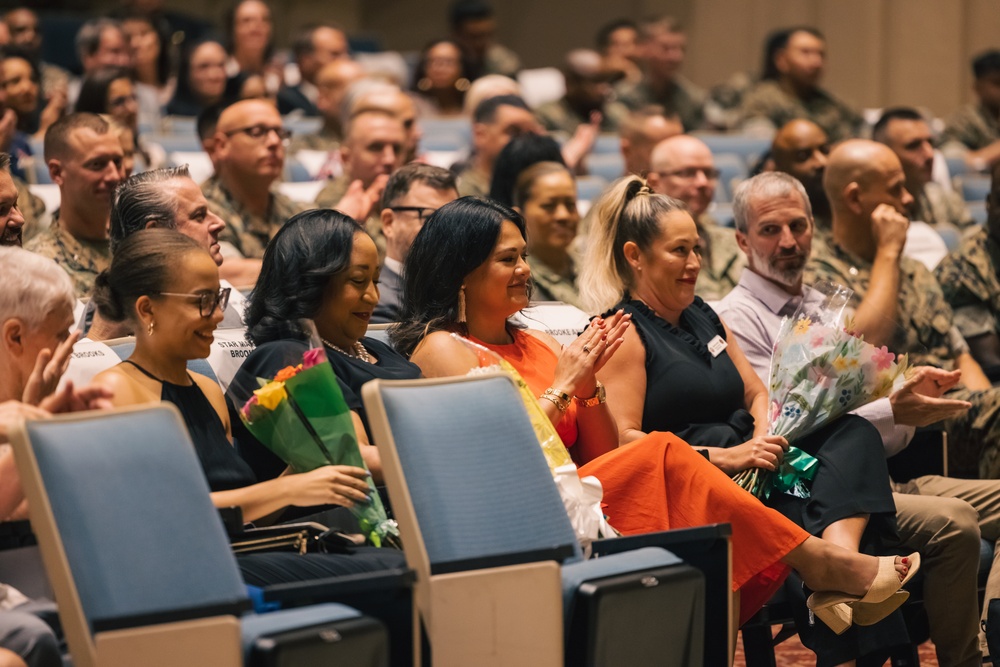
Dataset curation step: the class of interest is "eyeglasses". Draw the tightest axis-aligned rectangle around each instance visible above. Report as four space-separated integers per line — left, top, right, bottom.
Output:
656 167 721 181
156 287 231 318
109 93 138 108
390 206 438 222
223 124 293 142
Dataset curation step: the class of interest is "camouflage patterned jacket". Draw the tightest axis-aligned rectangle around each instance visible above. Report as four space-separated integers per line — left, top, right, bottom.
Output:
24 214 110 298
935 226 1000 340
912 182 975 231
942 103 1000 151
614 75 707 132
201 175 307 259
806 241 961 369
738 80 861 142
528 256 582 309
695 216 746 302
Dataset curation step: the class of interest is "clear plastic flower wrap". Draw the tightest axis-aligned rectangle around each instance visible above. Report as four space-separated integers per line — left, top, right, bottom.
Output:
733 282 909 499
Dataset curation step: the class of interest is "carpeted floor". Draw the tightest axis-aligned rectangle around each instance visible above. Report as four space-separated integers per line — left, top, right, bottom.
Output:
734 627 940 666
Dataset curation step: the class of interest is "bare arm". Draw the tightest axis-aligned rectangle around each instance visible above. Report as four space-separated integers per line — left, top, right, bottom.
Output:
956 351 992 391
597 324 649 445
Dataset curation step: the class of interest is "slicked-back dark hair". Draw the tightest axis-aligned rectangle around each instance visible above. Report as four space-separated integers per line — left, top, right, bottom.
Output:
872 107 926 143
392 196 527 356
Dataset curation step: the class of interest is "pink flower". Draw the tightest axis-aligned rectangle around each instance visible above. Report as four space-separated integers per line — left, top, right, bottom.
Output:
810 333 826 349
303 347 326 369
872 345 895 371
241 394 259 419
769 400 781 423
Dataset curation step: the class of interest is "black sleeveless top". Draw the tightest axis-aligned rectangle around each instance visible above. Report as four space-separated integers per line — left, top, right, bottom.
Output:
125 361 257 492
610 296 752 445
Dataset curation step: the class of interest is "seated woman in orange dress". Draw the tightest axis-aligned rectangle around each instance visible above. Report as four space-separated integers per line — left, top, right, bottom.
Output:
391 196 916 631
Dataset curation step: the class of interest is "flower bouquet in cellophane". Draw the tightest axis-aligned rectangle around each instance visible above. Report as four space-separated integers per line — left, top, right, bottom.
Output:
455 334 618 555
733 282 909 499
239 322 400 548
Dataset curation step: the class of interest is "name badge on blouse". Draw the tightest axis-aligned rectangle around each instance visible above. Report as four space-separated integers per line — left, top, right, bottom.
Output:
707 335 728 358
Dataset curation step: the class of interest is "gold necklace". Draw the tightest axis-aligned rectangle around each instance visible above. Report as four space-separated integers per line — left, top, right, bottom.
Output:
321 337 373 363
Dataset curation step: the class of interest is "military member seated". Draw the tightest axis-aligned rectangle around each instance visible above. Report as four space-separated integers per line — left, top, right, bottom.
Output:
738 27 861 142
25 113 123 297
535 49 628 135
943 50 1000 171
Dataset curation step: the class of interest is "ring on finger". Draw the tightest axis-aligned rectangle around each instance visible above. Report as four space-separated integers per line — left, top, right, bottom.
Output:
583 345 591 353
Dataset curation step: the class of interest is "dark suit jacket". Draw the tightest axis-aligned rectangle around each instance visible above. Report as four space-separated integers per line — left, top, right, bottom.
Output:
277 84 319 117
372 263 402 324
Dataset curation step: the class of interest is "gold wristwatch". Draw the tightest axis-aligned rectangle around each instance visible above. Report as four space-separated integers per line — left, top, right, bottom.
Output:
574 382 606 407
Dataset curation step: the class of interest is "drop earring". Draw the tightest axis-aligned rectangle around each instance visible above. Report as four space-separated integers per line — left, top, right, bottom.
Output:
457 287 466 323
148 320 155 336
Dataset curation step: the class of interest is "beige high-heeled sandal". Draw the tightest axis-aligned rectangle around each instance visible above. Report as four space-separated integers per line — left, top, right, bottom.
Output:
806 552 920 634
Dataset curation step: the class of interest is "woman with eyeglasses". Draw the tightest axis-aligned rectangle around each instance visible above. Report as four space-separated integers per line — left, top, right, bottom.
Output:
90 229 405 585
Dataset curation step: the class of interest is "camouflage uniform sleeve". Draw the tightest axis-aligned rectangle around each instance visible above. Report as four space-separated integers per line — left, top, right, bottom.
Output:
16 177 45 243
942 104 997 151
935 229 1000 338
737 81 789 134
314 175 350 210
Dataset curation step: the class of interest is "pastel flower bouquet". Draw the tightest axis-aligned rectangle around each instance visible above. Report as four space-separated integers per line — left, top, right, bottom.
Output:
733 282 908 499
238 325 399 548
456 334 618 554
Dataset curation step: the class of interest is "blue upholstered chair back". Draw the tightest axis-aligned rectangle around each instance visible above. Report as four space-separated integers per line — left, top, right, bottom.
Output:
376 375 582 566
24 406 249 633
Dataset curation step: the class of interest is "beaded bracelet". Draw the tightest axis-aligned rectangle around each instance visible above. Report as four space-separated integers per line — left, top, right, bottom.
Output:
540 387 571 412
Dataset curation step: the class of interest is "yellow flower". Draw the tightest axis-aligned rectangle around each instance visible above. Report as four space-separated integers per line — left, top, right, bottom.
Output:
832 356 848 371
794 317 812 334
254 381 287 410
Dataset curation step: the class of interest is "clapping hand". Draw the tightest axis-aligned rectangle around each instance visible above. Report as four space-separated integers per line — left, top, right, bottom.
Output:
552 310 631 397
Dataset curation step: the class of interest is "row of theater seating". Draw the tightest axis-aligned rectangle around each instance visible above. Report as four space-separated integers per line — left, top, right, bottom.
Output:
8 363 731 666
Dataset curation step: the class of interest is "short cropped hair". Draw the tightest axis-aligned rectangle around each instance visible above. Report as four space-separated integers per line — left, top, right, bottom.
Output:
472 94 529 125
0 247 74 331
44 113 111 161
872 107 926 143
732 171 812 234
761 27 825 81
449 0 493 31
380 163 457 210
110 166 192 254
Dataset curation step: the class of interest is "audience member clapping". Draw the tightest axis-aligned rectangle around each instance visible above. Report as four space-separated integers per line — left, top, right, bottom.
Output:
0 50 63 140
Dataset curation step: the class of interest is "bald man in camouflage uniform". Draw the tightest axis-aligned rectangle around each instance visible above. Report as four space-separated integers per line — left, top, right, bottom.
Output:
809 139 1000 479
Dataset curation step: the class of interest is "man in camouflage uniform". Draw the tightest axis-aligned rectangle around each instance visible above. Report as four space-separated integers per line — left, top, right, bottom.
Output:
646 134 745 301
874 108 974 233
201 99 307 260
25 113 122 297
453 94 538 198
808 139 1000 479
613 16 705 132
936 162 1000 380
943 50 1000 170
536 49 629 135
739 28 861 142
289 59 366 154
315 108 406 259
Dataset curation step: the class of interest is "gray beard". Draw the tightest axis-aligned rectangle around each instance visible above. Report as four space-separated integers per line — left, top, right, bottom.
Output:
750 246 803 288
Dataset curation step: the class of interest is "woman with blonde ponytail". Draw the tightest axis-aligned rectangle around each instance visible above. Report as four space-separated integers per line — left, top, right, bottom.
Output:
585 177 910 647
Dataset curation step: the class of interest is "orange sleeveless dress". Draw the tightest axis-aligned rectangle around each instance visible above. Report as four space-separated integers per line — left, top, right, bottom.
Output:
474 329 810 624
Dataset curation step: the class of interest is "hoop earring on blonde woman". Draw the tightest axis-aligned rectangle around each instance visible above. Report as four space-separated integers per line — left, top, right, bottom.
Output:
457 287 467 323
147 320 155 336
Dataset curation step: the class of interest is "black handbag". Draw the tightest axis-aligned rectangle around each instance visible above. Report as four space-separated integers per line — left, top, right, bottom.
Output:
986 597 1000 662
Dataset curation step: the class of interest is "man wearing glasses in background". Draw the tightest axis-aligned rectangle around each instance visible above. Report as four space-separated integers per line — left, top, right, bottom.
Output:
373 164 458 323
201 99 306 261
645 133 746 300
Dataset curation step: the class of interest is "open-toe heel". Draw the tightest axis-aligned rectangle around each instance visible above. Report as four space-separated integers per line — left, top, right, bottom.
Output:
810 601 853 635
